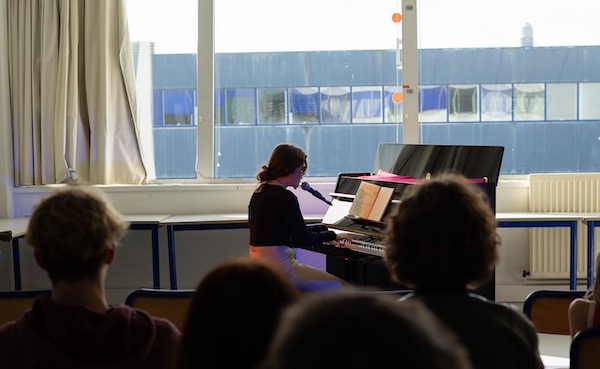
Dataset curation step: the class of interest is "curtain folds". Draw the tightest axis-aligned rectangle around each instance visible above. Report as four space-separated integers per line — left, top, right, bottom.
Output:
7 0 147 185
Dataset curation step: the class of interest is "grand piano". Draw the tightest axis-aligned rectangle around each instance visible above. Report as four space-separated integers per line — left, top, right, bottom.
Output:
301 143 504 300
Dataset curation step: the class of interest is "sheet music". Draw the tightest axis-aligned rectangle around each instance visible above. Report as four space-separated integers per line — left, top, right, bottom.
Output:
349 181 380 219
322 198 352 225
348 182 394 221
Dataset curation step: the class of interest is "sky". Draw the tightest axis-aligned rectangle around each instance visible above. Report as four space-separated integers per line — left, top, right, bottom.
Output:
126 0 600 54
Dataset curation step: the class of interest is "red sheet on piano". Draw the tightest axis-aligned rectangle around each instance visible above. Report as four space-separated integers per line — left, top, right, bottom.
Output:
356 170 487 184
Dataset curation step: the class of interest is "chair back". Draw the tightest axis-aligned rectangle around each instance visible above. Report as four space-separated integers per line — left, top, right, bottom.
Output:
570 327 600 369
522 289 585 335
0 289 51 326
125 288 194 331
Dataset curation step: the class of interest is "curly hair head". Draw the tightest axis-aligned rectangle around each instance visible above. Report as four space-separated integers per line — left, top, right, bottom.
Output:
384 173 499 291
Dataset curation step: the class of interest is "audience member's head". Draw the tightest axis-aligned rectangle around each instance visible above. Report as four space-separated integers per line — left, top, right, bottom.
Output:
178 257 302 369
26 185 128 283
385 173 499 291
260 291 473 369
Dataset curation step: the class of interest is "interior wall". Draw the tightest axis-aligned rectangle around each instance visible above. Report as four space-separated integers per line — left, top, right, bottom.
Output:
0 179 567 305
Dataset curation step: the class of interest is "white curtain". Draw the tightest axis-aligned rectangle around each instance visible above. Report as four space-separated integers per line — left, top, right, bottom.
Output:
6 0 147 185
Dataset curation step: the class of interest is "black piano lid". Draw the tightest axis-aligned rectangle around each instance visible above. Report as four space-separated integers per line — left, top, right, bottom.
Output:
375 143 504 184
335 143 504 196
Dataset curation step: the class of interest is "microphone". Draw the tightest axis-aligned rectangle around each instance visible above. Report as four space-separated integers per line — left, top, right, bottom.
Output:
301 182 333 206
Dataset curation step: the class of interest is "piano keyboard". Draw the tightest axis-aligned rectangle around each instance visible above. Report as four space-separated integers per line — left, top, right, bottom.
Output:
338 235 386 257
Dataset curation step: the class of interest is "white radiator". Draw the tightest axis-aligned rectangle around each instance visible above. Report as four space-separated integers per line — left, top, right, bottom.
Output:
528 173 600 279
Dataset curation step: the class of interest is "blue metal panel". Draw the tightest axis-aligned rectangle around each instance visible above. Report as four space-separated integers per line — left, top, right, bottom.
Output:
153 54 197 89
153 127 197 178
151 46 600 90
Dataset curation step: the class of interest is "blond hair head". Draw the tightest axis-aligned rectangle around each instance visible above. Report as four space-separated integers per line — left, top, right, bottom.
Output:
26 185 128 282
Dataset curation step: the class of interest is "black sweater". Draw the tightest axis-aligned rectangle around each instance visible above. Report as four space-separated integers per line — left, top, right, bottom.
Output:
248 184 336 247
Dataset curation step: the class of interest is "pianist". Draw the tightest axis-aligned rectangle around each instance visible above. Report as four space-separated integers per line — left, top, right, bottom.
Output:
248 143 350 288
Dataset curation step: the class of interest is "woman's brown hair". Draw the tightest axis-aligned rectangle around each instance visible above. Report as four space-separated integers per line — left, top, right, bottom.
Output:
256 143 307 182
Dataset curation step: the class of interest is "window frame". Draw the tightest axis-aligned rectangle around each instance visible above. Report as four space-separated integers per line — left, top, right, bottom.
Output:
196 0 215 180
189 0 418 183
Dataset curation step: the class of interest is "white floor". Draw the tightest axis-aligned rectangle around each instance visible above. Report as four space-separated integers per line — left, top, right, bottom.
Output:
539 333 571 368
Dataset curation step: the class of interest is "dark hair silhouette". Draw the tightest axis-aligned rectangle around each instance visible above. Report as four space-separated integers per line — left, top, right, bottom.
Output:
385 173 499 291
178 258 301 369
256 143 307 182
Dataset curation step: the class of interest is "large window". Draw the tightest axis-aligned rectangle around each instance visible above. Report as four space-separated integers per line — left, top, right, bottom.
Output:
127 0 600 180
127 0 198 179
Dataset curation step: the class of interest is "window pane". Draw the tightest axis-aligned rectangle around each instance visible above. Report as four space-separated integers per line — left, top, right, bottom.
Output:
352 86 383 123
579 83 600 119
127 0 198 179
481 84 512 122
384 87 403 123
226 89 256 125
289 87 319 124
163 89 195 126
258 88 286 124
321 87 351 124
449 85 479 122
514 84 544 121
419 85 447 122
547 83 577 120
215 0 402 178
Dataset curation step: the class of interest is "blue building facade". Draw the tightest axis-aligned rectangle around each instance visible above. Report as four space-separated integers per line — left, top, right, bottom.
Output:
150 47 600 178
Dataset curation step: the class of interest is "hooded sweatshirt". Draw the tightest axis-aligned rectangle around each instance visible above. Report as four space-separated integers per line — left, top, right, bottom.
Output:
0 296 181 369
